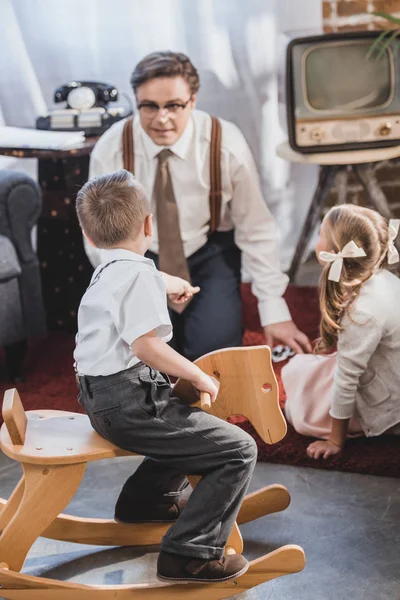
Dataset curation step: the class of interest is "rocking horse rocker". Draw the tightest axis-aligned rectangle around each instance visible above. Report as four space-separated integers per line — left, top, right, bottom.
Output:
0 346 305 598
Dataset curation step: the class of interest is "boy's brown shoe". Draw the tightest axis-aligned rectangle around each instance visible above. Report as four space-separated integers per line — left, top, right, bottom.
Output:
156 550 249 584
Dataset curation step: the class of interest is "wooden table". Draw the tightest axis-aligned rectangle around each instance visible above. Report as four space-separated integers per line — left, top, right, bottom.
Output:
277 141 400 282
0 138 98 332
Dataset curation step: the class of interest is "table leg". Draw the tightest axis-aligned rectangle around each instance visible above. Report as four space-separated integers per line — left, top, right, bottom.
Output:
353 163 393 219
288 165 340 282
336 167 349 205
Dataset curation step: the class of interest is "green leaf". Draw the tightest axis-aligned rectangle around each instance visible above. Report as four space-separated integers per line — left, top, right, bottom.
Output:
366 30 391 59
376 28 400 59
371 11 400 25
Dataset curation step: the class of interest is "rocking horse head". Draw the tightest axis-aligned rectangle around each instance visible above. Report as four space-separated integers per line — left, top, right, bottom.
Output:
174 346 287 445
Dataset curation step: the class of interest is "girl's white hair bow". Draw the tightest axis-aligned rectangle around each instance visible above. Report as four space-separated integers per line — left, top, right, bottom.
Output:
388 219 400 265
319 240 367 282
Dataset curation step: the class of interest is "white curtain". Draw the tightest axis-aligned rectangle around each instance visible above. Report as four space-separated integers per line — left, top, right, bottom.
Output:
0 0 322 268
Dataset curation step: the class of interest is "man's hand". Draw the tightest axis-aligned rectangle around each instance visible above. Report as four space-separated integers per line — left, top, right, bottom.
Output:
263 320 312 354
307 439 342 460
161 273 200 304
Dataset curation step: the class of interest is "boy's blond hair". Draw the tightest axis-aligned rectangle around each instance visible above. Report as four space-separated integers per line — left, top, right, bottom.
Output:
76 169 150 248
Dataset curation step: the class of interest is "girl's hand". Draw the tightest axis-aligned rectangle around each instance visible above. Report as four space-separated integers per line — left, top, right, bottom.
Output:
307 439 342 460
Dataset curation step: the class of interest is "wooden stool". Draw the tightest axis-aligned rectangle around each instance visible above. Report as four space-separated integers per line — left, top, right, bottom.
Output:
277 141 400 282
0 346 305 599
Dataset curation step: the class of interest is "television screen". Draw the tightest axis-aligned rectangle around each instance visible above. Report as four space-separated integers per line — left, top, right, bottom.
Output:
304 41 392 112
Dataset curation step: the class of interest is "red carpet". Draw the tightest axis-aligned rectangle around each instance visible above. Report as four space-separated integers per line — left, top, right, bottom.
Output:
1 284 399 478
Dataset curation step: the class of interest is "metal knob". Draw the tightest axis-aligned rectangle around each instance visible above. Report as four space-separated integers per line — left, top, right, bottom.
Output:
310 127 325 142
379 122 392 136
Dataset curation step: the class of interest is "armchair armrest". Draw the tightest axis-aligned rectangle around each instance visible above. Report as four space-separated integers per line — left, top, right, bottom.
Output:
0 235 21 280
0 170 42 266
0 170 46 340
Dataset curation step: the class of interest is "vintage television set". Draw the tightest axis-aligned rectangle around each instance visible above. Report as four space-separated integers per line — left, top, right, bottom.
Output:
286 31 400 153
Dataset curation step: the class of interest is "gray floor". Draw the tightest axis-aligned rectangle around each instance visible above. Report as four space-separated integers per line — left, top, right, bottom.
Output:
1 452 400 599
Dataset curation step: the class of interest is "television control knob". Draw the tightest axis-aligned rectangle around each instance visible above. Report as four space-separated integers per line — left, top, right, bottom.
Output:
379 122 392 136
310 127 325 142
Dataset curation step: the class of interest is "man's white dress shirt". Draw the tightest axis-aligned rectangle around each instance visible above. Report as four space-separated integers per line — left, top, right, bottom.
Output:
85 110 290 327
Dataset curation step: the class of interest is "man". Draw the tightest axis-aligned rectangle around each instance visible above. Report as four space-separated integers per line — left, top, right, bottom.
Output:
85 51 311 358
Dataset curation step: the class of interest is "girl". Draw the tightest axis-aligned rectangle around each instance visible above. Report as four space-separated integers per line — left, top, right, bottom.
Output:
283 204 400 459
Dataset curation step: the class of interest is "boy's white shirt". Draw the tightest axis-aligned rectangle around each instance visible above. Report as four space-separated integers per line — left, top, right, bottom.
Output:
74 248 172 376
331 269 400 436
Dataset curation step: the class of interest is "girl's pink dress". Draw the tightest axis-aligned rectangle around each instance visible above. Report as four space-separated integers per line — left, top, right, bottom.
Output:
282 353 363 439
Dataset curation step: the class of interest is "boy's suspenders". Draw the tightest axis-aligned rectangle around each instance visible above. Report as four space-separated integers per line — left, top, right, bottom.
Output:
87 259 134 290
122 115 222 233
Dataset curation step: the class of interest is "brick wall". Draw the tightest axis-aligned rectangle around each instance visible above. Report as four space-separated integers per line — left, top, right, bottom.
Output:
323 0 400 31
321 1 400 215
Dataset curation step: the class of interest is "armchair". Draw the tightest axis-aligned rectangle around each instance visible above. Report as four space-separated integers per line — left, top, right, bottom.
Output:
0 170 46 380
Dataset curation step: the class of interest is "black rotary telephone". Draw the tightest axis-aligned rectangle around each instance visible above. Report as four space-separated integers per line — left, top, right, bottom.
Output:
36 81 132 136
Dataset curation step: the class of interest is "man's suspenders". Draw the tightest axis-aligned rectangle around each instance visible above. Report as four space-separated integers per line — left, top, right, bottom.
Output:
122 115 222 233
122 117 135 175
208 117 222 233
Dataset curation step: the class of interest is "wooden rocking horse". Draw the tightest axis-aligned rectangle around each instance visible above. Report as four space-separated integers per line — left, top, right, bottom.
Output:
0 345 305 599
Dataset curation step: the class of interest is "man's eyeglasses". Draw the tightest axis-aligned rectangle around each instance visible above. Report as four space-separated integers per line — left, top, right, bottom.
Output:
137 96 192 117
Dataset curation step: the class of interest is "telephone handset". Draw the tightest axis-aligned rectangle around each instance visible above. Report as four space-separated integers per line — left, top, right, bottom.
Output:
54 81 119 110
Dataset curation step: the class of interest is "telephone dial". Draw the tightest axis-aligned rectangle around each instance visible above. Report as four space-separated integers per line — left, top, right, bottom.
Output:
36 81 132 136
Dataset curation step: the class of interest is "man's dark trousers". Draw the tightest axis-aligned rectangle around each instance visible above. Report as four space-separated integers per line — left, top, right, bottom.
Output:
148 230 243 361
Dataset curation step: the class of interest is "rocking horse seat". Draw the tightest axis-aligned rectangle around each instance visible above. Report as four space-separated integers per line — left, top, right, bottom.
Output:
0 397 134 465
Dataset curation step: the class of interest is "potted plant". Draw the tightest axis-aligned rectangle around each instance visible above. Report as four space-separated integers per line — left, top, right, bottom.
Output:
368 11 400 58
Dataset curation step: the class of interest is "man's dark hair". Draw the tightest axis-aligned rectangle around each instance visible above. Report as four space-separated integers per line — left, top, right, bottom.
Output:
130 51 200 95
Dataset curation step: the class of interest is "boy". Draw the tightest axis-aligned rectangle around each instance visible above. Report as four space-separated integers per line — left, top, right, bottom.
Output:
74 169 258 583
